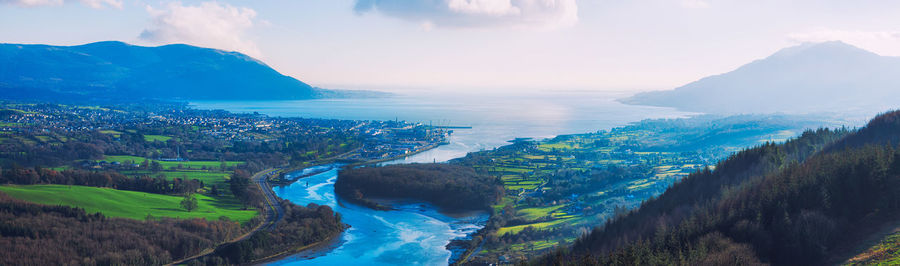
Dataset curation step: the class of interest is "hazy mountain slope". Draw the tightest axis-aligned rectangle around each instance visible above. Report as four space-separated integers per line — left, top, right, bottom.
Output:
0 41 343 101
622 41 900 114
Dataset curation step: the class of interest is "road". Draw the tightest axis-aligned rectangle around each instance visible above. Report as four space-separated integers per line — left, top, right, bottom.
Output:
253 168 284 231
167 168 284 265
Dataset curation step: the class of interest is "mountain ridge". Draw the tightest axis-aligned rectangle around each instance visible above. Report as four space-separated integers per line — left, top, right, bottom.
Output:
0 41 374 101
622 41 900 114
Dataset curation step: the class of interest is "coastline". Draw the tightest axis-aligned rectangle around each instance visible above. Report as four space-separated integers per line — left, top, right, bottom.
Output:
251 228 347 264
344 141 446 167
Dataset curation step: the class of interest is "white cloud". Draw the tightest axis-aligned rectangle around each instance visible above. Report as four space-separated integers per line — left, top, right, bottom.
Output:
788 29 900 56
0 0 120 8
139 1 262 58
448 0 520 16
354 0 578 30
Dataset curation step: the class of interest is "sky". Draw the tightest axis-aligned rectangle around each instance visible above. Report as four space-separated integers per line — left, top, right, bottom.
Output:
3 0 900 93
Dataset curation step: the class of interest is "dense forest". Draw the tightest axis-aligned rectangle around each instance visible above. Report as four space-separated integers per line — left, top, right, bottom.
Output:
538 111 900 265
335 164 504 211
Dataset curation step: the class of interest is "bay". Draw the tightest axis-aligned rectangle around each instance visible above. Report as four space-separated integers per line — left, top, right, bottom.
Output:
190 91 693 265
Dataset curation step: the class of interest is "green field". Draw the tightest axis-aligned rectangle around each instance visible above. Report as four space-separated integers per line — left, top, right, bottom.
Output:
0 185 256 223
497 218 575 236
143 135 172 142
102 155 242 170
0 122 23 127
517 205 564 220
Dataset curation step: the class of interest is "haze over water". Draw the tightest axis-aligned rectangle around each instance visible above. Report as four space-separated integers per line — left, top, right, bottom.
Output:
192 91 694 163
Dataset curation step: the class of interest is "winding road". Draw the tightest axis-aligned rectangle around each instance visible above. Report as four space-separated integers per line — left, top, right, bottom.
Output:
253 168 285 231
167 168 285 265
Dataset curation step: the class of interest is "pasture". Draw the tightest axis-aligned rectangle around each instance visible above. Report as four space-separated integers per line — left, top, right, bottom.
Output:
0 185 257 223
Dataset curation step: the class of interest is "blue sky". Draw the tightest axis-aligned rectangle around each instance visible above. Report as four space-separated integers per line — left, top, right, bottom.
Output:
3 0 900 93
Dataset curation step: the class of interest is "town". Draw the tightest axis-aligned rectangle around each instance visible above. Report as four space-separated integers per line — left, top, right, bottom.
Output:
0 102 449 168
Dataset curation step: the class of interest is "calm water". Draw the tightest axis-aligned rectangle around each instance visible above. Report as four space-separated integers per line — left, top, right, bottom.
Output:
271 166 489 266
191 92 693 265
192 91 693 163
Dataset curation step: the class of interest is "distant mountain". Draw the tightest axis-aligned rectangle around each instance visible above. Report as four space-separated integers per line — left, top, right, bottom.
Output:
622 41 900 114
0 41 374 101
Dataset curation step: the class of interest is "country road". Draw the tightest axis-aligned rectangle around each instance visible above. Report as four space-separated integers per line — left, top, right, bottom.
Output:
253 168 284 231
167 168 284 265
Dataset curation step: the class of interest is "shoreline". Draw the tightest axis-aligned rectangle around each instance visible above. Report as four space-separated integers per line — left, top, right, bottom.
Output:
271 141 447 187
344 141 446 168
251 227 348 264
263 142 469 264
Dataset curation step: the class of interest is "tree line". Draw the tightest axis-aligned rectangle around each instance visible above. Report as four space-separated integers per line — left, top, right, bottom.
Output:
0 166 203 195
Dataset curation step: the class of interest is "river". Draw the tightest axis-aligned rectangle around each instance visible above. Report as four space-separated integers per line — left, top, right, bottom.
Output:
190 91 693 265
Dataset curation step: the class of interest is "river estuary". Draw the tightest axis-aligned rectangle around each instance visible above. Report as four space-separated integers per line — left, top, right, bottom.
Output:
191 92 692 265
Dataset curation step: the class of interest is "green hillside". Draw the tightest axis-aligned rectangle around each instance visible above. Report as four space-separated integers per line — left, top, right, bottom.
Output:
0 184 256 223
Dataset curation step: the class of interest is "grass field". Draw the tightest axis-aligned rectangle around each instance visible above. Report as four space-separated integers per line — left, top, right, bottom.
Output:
143 135 172 142
0 185 257 223
102 155 242 170
497 218 575 235
518 205 564 220
508 239 563 253
0 122 23 127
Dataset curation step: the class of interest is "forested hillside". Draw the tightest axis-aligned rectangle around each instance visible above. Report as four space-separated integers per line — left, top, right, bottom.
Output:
540 111 900 265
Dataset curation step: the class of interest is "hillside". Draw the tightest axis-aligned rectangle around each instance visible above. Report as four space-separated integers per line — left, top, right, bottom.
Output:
539 110 900 265
622 41 900 114
0 41 371 101
0 185 256 222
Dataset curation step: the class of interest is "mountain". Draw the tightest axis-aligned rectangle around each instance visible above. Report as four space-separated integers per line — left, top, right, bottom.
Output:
622 41 900 114
0 41 366 101
539 110 900 265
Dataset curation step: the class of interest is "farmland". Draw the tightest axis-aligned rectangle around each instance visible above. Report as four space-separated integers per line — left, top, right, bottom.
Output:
0 184 257 223
456 114 839 263
466 132 708 260
143 134 172 142
100 155 242 170
96 155 242 192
